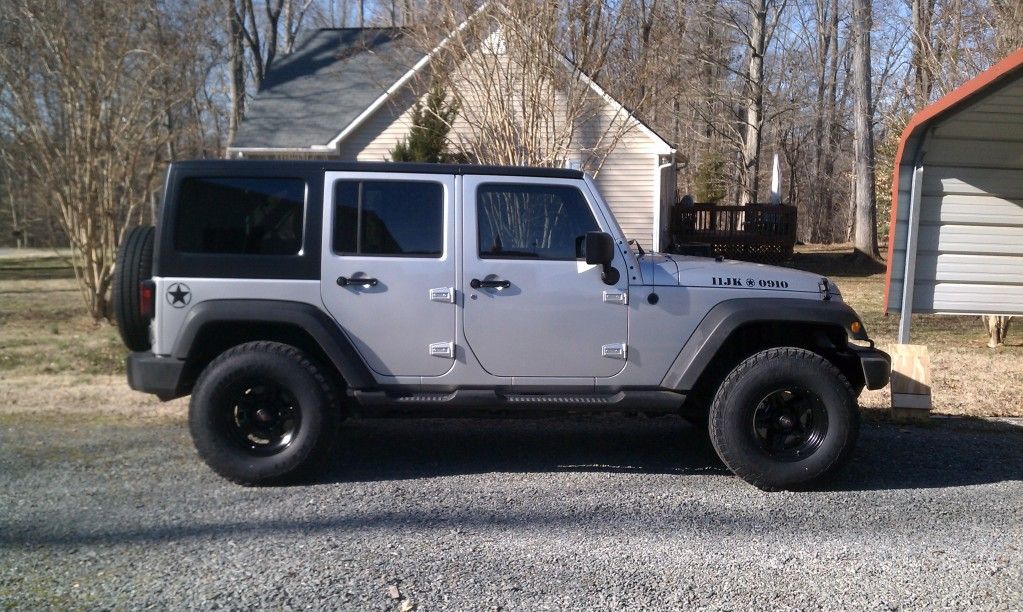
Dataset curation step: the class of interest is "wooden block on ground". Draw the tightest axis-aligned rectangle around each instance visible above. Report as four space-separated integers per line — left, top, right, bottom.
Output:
890 344 932 421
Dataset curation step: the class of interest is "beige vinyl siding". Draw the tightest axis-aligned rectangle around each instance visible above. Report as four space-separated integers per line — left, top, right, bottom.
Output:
887 76 1023 315
336 47 673 246
336 86 418 162
593 150 658 247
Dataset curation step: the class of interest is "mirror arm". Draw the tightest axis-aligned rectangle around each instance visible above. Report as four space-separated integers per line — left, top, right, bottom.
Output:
601 263 620 285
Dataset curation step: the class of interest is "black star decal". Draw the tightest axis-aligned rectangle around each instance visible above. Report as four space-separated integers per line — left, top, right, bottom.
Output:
167 283 191 307
746 278 756 287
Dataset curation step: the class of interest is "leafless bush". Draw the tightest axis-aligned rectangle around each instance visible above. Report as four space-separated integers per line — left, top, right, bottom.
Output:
0 0 215 320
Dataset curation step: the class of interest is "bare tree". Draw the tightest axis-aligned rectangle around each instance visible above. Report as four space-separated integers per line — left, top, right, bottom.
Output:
0 0 203 319
911 0 937 107
851 0 879 258
225 0 314 147
409 1 642 172
737 0 769 205
990 0 1023 57
227 0 248 145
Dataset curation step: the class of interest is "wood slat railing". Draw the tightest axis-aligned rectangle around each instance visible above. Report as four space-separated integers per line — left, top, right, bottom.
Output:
668 203 798 263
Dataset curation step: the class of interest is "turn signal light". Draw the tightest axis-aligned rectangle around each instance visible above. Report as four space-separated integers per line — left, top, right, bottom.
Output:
850 321 862 334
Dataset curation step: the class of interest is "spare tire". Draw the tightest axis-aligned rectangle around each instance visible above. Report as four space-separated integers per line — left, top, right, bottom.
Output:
113 225 155 351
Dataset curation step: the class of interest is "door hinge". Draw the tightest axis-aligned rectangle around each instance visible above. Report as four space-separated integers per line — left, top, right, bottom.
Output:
429 287 456 303
429 342 455 359
603 290 628 305
601 343 627 360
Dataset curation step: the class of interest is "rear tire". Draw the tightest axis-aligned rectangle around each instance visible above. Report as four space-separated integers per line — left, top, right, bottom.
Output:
113 225 155 351
189 341 341 485
709 347 859 491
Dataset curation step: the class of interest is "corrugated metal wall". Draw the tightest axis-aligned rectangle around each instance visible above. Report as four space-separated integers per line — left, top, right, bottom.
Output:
887 76 1023 315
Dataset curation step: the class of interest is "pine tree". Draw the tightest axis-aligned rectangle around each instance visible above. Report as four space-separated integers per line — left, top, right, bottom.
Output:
391 84 460 163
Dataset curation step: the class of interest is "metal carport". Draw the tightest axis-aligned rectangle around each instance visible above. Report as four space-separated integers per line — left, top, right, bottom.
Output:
885 48 1023 343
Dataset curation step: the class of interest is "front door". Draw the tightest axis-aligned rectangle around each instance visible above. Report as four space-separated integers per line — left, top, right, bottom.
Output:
462 176 630 378
320 172 456 377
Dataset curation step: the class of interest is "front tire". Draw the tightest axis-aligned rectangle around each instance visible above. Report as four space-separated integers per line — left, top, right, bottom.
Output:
709 347 859 491
189 341 340 485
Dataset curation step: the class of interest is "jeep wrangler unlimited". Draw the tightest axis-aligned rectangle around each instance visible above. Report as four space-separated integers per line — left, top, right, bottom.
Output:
115 160 889 490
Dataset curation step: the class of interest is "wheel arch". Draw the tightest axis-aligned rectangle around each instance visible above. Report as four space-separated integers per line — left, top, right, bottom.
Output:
663 298 868 399
172 300 376 395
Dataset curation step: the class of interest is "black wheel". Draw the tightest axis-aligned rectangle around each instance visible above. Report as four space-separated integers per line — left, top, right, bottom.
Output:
709 347 859 491
189 341 341 485
113 225 155 351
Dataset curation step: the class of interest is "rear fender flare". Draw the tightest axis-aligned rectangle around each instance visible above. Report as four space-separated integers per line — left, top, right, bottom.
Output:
172 299 376 389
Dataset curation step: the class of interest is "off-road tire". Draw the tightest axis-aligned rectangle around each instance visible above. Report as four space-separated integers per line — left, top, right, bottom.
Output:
189 341 341 485
708 347 859 491
112 225 155 351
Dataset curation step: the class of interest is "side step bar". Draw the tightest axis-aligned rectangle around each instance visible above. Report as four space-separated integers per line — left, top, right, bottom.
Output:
351 389 686 415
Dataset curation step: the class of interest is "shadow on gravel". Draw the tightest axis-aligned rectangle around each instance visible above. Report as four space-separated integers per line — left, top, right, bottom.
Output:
305 416 729 485
827 417 1023 491
298 415 1023 492
2 417 1022 549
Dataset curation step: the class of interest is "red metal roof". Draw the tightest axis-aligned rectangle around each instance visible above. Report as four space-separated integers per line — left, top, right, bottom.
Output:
883 47 1023 313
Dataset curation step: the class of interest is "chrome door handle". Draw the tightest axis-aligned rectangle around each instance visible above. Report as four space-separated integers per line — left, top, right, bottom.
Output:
337 276 378 288
470 278 511 290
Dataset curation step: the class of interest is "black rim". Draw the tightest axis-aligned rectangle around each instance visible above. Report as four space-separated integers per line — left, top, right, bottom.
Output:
216 378 301 456
751 387 828 461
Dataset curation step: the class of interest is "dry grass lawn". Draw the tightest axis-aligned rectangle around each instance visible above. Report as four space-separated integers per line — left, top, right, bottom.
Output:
1 248 1020 418
785 244 1022 417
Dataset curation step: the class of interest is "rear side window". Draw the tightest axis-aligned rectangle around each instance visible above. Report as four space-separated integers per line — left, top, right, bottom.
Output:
174 177 306 255
477 183 598 260
332 180 444 257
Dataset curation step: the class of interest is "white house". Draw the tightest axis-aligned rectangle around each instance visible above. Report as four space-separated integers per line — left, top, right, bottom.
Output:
229 26 677 250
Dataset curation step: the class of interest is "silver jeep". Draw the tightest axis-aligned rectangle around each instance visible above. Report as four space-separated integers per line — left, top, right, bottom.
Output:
114 160 890 490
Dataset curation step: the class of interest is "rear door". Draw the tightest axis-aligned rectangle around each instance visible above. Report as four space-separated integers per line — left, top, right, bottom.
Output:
461 176 630 378
320 172 456 377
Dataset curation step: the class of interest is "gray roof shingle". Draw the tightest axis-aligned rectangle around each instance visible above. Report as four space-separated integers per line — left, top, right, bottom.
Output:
230 28 422 150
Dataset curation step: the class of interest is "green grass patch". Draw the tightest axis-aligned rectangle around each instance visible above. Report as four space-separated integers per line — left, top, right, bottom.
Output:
0 255 76 280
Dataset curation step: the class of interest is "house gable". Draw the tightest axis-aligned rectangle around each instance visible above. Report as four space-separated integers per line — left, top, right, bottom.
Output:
229 28 421 153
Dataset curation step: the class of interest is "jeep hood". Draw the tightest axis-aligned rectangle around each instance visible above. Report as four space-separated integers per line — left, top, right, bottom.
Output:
641 253 835 296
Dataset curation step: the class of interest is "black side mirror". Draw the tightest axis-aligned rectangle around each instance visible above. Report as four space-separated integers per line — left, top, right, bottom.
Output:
585 231 620 285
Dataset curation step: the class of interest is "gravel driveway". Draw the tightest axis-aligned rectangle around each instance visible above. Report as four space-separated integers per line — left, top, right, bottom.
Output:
1 413 1021 610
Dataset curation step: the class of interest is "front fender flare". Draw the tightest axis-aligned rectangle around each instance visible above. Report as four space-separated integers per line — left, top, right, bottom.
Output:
661 298 867 391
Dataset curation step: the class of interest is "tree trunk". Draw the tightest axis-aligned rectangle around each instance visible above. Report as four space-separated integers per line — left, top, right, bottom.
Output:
982 315 1013 348
911 0 935 108
226 0 246 148
739 0 768 206
851 0 879 258
811 0 838 243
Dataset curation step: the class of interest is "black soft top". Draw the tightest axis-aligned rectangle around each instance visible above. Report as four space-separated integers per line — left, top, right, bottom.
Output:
170 159 585 180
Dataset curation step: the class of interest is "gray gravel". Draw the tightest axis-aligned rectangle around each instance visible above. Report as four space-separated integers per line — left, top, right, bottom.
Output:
1 413 1021 610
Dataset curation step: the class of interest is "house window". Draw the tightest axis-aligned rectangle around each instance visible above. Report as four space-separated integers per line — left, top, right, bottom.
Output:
332 180 444 257
477 183 599 260
175 177 306 255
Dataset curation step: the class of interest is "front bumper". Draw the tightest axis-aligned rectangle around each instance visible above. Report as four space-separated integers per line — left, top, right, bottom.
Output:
126 352 187 401
850 345 891 390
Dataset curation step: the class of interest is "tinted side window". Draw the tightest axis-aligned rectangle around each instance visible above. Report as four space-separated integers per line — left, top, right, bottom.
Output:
175 177 305 255
332 180 444 257
477 184 598 260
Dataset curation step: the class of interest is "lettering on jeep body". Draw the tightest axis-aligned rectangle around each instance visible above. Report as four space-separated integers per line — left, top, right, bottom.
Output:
711 277 744 286
711 276 790 289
